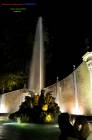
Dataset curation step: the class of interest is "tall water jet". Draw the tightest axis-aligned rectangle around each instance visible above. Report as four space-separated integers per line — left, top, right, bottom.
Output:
28 17 44 94
72 65 80 114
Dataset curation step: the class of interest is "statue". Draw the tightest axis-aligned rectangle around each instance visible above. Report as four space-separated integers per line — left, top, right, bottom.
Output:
58 112 90 140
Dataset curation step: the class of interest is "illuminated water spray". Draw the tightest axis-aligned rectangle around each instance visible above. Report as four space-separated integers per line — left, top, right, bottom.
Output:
55 77 62 112
28 17 44 94
0 94 7 113
72 65 80 114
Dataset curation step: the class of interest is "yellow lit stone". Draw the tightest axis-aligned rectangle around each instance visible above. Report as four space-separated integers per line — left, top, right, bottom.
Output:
42 104 48 111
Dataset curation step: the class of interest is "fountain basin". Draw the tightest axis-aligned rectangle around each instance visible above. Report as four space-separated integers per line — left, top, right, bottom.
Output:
0 113 10 122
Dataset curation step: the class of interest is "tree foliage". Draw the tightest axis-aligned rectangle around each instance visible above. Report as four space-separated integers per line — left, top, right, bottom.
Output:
0 72 26 94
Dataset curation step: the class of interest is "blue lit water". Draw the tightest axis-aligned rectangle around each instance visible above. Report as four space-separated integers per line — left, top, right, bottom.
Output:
0 122 92 140
0 123 60 140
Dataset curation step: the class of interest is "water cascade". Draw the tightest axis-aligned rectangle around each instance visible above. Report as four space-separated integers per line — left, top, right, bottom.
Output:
55 77 62 112
0 94 7 113
72 65 80 114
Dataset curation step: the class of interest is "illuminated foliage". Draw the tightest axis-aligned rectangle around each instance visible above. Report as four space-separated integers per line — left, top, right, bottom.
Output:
0 72 26 93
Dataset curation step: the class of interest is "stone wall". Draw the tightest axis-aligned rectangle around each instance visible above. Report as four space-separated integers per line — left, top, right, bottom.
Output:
0 89 29 113
46 62 92 115
0 61 92 115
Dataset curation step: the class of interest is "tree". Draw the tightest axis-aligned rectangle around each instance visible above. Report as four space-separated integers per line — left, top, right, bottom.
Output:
0 72 26 93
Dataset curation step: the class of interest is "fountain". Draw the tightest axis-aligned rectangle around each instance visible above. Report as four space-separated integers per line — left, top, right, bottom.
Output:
55 77 62 112
0 94 7 113
28 17 44 95
0 94 9 122
72 65 80 115
0 17 45 115
1 16 92 118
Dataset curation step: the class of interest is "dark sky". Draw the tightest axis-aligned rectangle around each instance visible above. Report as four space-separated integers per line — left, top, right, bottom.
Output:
0 1 92 86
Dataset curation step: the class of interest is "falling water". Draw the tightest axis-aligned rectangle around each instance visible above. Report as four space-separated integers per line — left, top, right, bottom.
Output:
55 77 62 112
73 65 80 114
0 94 7 113
28 17 44 94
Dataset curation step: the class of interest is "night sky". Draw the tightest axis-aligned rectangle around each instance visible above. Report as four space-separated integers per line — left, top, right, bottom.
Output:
0 1 92 86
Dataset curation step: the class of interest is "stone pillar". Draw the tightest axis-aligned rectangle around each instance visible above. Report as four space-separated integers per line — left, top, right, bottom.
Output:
82 51 92 114
82 51 92 90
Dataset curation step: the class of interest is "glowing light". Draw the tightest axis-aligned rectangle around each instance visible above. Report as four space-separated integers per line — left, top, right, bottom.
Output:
60 106 65 112
72 104 80 115
28 17 44 94
53 124 59 128
10 8 26 13
13 11 22 13
45 114 53 123
0 95 7 113
0 104 7 113
71 105 84 115
42 104 48 111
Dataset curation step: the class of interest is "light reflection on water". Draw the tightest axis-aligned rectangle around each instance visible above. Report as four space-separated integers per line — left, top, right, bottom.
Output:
0 123 60 140
0 122 92 140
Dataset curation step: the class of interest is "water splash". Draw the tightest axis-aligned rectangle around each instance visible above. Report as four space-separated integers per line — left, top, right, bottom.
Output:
28 17 44 94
